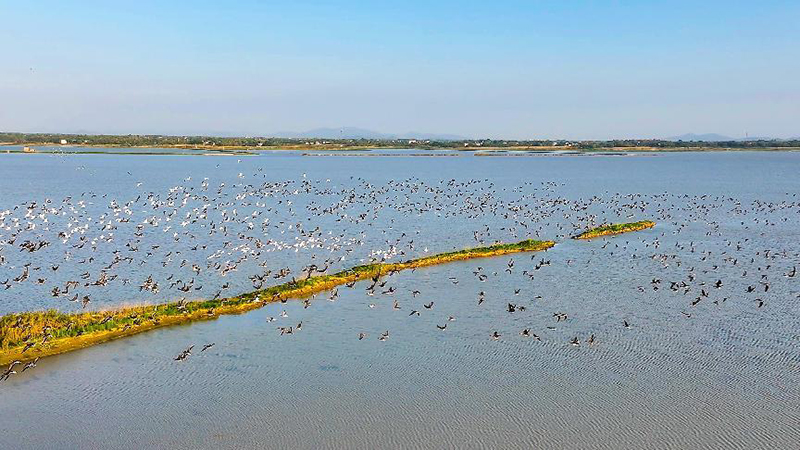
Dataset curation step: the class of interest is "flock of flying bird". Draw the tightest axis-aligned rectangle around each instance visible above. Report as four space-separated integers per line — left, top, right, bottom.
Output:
1 167 798 374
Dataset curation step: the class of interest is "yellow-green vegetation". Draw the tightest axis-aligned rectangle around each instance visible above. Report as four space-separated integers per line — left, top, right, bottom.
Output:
572 220 655 240
0 239 554 365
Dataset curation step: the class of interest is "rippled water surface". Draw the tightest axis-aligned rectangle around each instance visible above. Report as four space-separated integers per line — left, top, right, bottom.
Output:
0 150 798 449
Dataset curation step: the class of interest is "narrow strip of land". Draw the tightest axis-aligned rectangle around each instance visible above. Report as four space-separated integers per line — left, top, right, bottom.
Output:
572 221 655 240
0 239 554 365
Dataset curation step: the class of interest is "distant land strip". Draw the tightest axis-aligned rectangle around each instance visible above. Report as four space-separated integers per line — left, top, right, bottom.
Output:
2 132 800 153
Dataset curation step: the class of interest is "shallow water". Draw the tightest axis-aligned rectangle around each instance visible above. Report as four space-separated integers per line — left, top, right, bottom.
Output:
0 150 798 449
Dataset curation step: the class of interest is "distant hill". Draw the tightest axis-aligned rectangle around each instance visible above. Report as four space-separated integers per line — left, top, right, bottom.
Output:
667 133 784 142
668 133 735 142
273 127 466 141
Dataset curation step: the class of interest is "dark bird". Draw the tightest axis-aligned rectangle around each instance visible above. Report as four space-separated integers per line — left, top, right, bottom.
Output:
1 361 21 381
21 357 39 372
174 345 194 361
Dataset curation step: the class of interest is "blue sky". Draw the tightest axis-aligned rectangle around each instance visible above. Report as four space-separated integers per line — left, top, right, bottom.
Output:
1 1 798 139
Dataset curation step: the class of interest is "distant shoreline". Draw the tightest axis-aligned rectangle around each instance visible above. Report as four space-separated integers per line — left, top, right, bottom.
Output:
2 142 800 155
2 131 800 154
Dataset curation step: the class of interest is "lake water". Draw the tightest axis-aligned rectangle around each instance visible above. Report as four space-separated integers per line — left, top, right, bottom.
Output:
0 150 798 449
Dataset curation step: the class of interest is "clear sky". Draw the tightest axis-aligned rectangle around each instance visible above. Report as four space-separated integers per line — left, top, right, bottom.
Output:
1 1 798 139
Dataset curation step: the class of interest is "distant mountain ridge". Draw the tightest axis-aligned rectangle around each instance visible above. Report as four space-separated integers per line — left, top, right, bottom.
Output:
668 133 781 142
668 133 734 142
273 127 466 141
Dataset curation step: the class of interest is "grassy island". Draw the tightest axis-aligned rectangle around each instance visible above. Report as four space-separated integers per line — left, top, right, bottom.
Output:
0 239 554 365
572 220 655 240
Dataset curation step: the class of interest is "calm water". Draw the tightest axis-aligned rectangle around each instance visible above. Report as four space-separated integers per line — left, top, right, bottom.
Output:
0 150 798 449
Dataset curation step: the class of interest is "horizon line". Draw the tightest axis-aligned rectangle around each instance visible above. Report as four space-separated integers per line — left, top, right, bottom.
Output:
2 130 798 143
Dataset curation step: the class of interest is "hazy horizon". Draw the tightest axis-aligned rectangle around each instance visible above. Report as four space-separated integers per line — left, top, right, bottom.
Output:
2 1 798 140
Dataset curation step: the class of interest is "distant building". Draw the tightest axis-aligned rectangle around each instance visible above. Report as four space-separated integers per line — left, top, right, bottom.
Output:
60 139 68 145
23 146 36 153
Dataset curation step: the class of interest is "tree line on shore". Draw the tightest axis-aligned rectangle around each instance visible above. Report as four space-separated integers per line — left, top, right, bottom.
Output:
2 132 798 150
